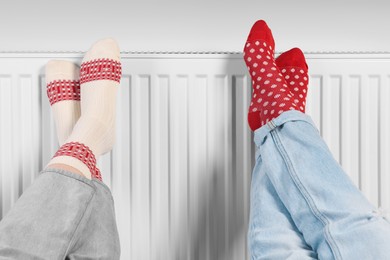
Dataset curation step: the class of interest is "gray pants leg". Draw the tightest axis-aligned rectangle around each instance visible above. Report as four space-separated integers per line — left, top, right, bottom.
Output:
0 168 120 260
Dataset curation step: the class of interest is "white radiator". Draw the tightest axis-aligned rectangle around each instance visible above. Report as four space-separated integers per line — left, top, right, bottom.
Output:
0 52 389 260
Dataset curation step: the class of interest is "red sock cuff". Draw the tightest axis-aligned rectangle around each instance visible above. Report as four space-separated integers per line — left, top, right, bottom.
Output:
46 80 81 106
80 58 122 84
52 141 102 181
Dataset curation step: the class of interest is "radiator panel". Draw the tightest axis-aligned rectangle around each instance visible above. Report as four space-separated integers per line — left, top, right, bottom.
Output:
0 53 389 260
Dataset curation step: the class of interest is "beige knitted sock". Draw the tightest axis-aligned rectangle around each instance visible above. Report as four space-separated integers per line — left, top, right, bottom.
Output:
45 60 81 146
46 38 122 180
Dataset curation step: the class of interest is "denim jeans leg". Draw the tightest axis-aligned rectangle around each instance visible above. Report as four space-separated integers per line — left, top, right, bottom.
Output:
248 153 317 259
0 169 96 260
66 172 121 260
255 110 390 260
0 168 120 260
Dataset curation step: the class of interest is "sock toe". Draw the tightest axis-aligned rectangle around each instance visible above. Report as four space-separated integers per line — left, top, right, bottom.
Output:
80 38 122 85
246 20 275 49
82 38 120 63
275 47 308 71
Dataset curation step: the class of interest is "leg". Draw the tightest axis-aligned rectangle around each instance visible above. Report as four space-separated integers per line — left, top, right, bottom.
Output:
255 110 390 259
46 38 122 181
64 170 121 260
249 154 317 259
0 39 122 259
0 167 120 260
244 20 316 258
48 163 84 177
0 169 95 259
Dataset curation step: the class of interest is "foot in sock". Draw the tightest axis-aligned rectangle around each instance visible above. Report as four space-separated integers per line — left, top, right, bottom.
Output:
45 60 86 177
46 60 81 146
243 20 297 131
46 38 122 180
275 47 309 113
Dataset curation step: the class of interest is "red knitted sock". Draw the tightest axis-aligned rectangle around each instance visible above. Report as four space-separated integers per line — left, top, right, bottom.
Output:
243 20 296 131
275 47 309 112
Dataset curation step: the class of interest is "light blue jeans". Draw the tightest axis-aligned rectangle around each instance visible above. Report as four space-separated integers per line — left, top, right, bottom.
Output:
248 110 390 260
0 168 120 260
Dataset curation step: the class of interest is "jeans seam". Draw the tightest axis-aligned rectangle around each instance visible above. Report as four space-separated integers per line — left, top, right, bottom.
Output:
92 179 115 202
271 129 342 260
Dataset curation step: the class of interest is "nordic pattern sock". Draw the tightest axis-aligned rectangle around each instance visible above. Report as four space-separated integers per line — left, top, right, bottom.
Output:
243 20 296 131
46 38 122 181
46 60 81 146
275 47 309 112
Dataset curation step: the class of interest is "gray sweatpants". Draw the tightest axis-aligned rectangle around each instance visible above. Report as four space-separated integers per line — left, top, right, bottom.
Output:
0 168 120 260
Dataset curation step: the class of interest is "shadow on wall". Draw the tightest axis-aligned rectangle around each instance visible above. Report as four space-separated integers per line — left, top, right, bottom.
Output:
167 58 255 260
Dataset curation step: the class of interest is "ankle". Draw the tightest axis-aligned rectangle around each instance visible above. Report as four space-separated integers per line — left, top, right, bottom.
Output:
67 115 116 157
46 163 87 178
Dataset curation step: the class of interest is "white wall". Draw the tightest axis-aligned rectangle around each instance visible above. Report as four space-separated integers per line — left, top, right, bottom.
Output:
0 0 389 53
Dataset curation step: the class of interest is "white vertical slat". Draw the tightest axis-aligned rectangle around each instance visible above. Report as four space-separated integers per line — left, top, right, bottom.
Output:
322 75 341 163
306 75 322 132
0 76 13 217
232 74 251 260
341 76 360 186
380 76 390 209
360 76 380 206
32 74 42 179
11 74 21 206
169 75 189 260
207 74 228 260
207 74 221 260
245 75 252 260
150 75 170 260
112 75 132 259
188 75 208 260
19 76 33 192
130 75 151 260
223 74 234 260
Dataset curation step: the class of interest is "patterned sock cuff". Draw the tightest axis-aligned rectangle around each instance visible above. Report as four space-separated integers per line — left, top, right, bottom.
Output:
46 80 81 105
80 58 122 84
52 141 102 181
